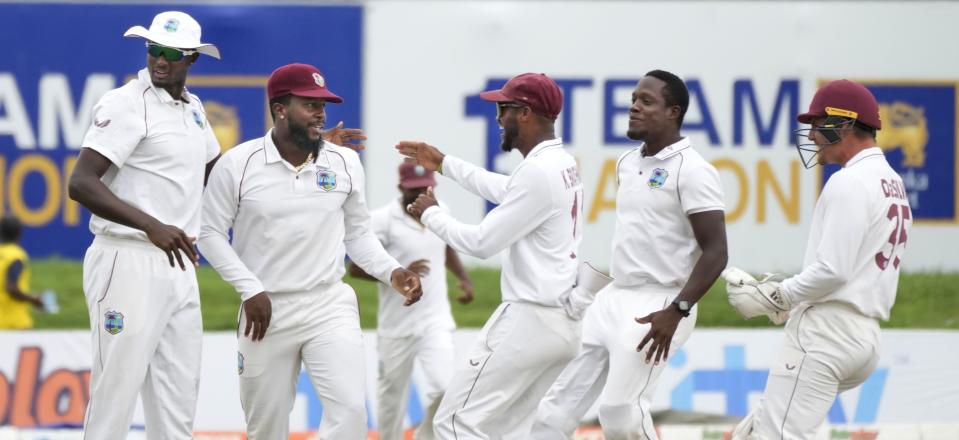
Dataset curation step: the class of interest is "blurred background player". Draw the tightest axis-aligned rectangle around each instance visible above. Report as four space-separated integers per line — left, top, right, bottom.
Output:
0 216 43 329
532 70 728 440
400 72 590 439
349 161 475 440
68 11 221 439
723 79 911 440
198 63 422 439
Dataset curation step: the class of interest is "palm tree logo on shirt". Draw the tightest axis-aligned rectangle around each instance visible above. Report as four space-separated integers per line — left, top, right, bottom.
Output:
317 169 337 191
648 168 669 189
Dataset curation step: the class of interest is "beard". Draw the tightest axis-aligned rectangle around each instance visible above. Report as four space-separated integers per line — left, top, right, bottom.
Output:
500 124 519 152
288 119 323 154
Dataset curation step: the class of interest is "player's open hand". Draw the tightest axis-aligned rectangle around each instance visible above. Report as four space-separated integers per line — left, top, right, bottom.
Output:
635 307 683 365
456 278 475 304
391 267 423 306
395 141 445 171
322 121 367 151
407 259 431 277
406 187 438 220
243 292 272 342
144 220 199 271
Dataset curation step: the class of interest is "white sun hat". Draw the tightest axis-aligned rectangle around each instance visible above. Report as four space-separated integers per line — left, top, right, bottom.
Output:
123 11 220 59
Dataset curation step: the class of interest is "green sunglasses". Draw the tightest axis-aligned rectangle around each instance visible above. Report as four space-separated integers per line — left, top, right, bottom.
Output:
145 42 197 61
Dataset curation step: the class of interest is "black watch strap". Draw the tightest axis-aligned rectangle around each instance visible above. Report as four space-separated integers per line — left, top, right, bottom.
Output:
671 299 691 317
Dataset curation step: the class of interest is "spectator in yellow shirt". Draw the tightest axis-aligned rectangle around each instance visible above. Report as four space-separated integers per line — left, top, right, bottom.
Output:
0 216 42 329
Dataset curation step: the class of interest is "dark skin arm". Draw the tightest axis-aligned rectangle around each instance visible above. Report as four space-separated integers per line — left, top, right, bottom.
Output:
445 245 474 304
347 261 379 282
68 148 199 270
5 261 42 308
635 210 728 364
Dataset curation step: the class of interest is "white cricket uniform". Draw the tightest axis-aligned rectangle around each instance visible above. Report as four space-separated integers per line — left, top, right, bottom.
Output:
371 200 457 440
79 68 220 439
421 139 583 439
198 131 402 440
736 147 911 440
533 138 724 440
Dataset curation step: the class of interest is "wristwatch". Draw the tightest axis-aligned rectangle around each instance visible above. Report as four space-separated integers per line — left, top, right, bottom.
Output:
671 299 691 317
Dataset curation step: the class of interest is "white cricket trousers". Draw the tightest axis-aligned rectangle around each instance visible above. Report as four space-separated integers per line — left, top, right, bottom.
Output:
433 301 581 440
531 284 697 440
377 328 455 440
82 235 202 440
237 282 367 439
732 301 880 440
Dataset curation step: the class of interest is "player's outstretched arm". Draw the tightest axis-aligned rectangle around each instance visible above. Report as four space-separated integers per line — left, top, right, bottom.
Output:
396 140 511 204
323 121 367 151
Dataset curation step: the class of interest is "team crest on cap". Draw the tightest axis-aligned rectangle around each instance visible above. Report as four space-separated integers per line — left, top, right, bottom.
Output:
104 310 124 335
648 168 669 188
317 169 337 191
192 109 204 128
312 73 325 87
164 19 179 33
238 352 245 375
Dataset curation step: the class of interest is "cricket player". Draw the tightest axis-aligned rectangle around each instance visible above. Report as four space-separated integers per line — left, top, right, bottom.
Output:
0 216 43 329
401 72 603 439
531 70 728 440
348 161 475 440
724 79 911 440
197 63 422 439
68 11 221 438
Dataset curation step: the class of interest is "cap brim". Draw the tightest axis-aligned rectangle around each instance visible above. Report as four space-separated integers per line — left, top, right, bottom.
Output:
479 90 512 103
289 88 343 103
124 26 221 59
400 178 436 189
796 111 822 124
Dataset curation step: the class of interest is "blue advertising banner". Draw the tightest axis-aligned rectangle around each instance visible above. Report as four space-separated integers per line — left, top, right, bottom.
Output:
0 3 363 258
820 81 959 223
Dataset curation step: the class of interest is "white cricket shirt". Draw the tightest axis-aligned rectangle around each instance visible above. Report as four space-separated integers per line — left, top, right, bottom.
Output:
780 147 911 320
371 200 455 337
421 139 583 307
80 69 221 240
610 137 725 288
198 131 401 301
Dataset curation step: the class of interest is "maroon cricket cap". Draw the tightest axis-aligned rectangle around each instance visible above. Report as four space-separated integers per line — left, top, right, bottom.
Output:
267 63 343 103
480 73 563 120
797 79 881 130
398 161 436 189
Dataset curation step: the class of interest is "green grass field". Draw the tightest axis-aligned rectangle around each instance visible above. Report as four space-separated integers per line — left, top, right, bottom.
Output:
26 258 959 330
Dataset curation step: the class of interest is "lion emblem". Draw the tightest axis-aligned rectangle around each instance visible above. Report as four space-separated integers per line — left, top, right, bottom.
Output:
877 102 928 168
205 101 241 152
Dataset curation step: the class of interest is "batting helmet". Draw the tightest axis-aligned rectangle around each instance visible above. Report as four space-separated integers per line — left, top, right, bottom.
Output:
797 79 881 130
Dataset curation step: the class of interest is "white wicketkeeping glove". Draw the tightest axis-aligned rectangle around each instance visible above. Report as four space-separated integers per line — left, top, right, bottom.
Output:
722 267 792 324
562 262 613 320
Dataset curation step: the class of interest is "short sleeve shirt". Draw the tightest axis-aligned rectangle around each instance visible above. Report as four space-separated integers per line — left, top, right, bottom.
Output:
80 69 220 240
610 138 725 288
